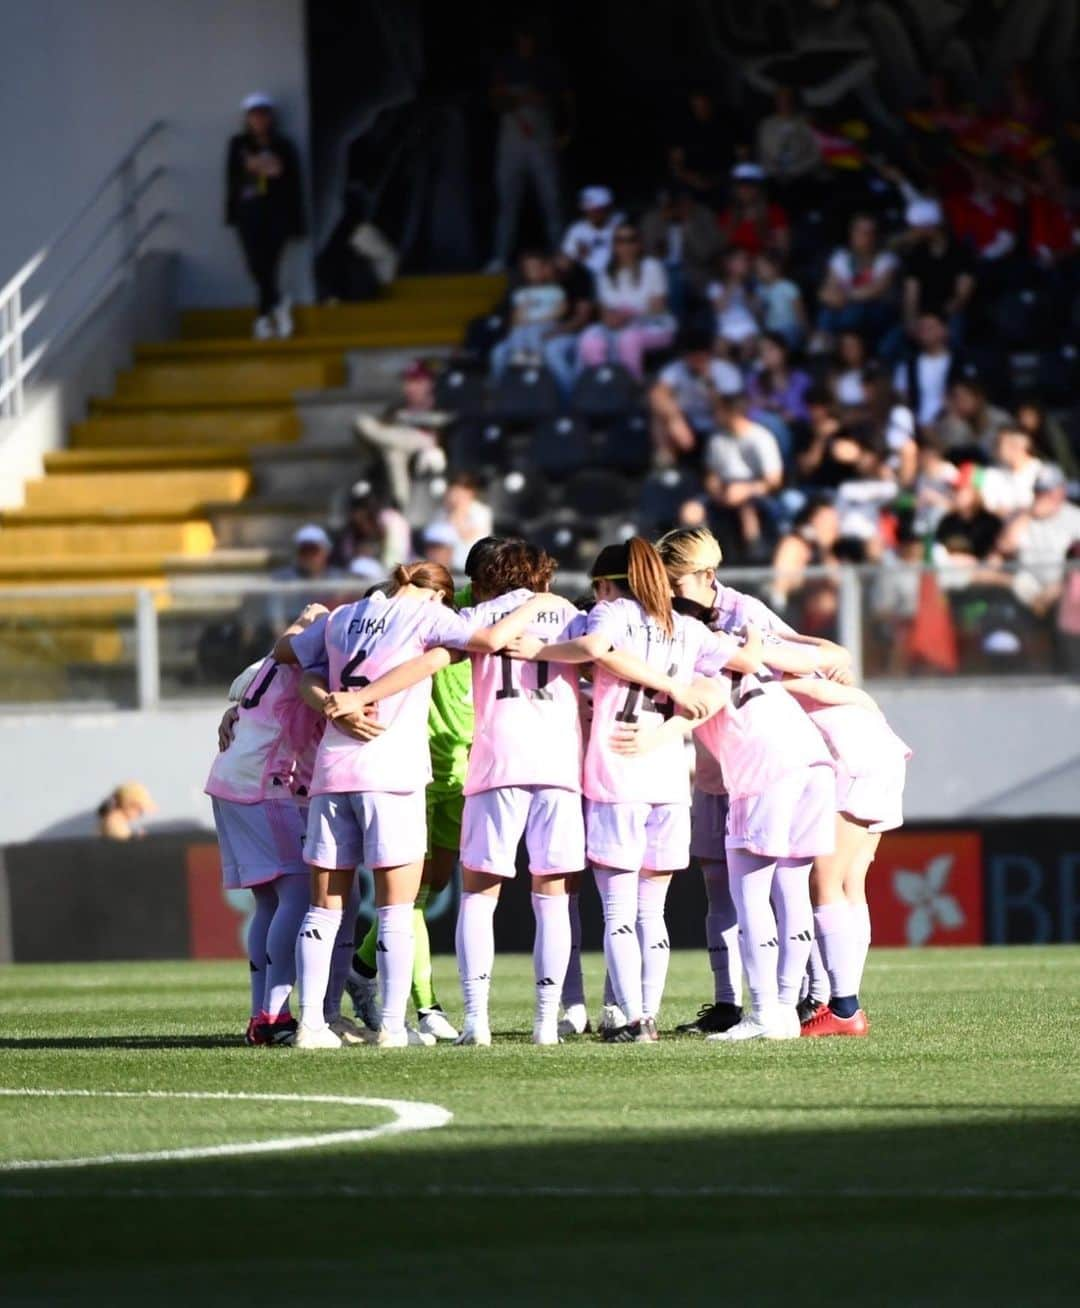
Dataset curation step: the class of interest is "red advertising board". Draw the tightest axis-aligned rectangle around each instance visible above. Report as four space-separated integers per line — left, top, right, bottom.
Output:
185 842 248 959
869 830 985 947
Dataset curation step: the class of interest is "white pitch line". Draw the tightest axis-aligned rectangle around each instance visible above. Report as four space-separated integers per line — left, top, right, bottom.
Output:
0 1089 451 1172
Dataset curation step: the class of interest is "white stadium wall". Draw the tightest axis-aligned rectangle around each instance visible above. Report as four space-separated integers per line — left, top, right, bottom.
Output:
0 684 1077 845
0 0 312 308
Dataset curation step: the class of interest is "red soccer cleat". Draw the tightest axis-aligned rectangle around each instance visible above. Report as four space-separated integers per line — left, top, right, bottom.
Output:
245 1015 269 1046
800 1006 870 1038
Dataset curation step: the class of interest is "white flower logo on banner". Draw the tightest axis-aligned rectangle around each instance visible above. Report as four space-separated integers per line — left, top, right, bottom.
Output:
893 855 966 947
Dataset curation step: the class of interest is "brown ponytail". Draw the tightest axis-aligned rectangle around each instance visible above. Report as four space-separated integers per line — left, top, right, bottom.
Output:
388 560 455 607
626 537 674 637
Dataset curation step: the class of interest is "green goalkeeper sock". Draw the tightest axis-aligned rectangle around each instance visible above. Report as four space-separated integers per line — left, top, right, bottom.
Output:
411 884 437 1012
354 918 378 977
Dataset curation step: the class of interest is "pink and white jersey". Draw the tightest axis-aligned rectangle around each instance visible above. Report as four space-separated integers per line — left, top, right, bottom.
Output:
291 594 474 795
712 581 794 638
584 598 738 805
694 668 833 800
460 588 584 795
806 703 912 780
205 657 324 804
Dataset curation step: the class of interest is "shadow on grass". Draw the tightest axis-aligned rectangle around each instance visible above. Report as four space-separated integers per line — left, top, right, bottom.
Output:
0 1035 240 1051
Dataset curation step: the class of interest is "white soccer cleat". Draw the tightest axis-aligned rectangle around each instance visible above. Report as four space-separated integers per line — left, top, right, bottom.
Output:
706 1008 800 1043
598 1003 627 1035
328 1015 368 1046
557 1003 590 1037
273 297 294 339
373 1024 436 1048
532 1024 562 1046
453 1022 492 1047
345 969 381 1031
290 1022 342 1050
417 1007 459 1041
253 314 275 340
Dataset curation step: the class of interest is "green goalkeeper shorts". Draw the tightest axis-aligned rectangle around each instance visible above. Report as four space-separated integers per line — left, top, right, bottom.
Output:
426 786 464 857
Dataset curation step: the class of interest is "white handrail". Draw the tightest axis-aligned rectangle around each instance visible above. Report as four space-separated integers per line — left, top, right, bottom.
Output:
0 121 168 420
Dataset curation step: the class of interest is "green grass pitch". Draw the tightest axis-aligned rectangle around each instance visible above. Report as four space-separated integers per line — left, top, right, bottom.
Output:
1 947 1078 1306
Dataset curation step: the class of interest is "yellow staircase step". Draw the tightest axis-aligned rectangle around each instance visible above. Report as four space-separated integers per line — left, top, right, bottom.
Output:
0 590 168 619
0 623 127 664
20 468 250 516
45 445 256 472
72 409 299 448
0 520 215 559
112 357 345 402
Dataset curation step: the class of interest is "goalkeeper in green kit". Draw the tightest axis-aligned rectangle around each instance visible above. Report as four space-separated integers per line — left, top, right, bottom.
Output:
346 538 500 1039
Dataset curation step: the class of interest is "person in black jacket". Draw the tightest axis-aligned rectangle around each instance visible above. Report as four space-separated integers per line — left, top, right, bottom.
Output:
226 93 305 338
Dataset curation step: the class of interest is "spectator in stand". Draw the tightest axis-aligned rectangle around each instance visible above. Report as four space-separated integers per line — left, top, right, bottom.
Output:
703 391 784 560
756 85 821 196
863 363 918 487
354 360 449 512
540 252 596 398
225 93 305 340
717 163 790 258
427 473 494 572
944 158 1018 295
769 499 841 619
708 248 760 360
668 89 726 201
487 21 571 272
578 223 676 379
648 327 742 463
815 213 899 350
933 468 1003 565
912 430 960 536
830 331 869 411
755 251 806 348
1026 154 1077 270
998 464 1080 616
561 186 623 276
745 331 811 466
936 375 1012 462
267 524 341 631
1015 393 1079 482
421 521 458 571
893 312 956 432
330 479 411 573
98 782 156 841
490 251 566 378
980 425 1044 517
898 198 976 349
833 437 896 559
639 185 722 318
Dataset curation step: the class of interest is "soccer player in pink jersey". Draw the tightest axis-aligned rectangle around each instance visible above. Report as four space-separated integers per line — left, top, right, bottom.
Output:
781 678 911 1037
275 561 551 1049
205 604 327 1046
514 537 746 1043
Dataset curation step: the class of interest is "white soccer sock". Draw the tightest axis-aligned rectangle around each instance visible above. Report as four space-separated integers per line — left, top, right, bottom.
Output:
263 875 309 1019
851 901 872 993
247 884 276 1018
806 938 831 1003
593 867 643 1024
295 905 343 1030
377 902 415 1036
727 849 780 1013
324 878 359 1024
814 901 861 1001
637 876 671 1020
531 892 571 1035
560 892 586 1010
703 860 741 1006
774 858 814 1007
455 891 497 1031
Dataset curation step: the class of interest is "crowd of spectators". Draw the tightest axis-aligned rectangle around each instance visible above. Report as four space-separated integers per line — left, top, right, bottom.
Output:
291 62 1080 674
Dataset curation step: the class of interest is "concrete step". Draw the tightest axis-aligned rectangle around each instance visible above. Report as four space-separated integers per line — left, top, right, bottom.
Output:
45 445 258 473
248 444 377 501
0 520 215 560
205 499 336 551
18 469 250 517
110 356 346 404
72 409 300 447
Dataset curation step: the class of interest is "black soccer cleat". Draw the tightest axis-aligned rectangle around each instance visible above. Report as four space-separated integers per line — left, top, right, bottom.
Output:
255 1014 299 1046
676 1001 743 1035
602 1019 647 1044
796 996 829 1025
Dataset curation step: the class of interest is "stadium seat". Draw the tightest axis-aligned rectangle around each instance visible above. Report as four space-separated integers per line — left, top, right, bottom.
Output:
995 287 1055 349
563 467 634 518
436 365 487 417
487 467 551 527
530 516 589 569
637 467 702 533
448 418 508 471
462 310 508 363
528 415 591 478
491 365 562 423
593 411 652 475
570 364 638 422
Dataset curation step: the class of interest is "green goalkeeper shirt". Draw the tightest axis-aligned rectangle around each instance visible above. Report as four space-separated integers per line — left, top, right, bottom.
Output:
427 584 475 795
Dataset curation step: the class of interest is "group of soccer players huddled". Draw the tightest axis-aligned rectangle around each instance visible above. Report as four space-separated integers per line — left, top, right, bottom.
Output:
206 525 909 1049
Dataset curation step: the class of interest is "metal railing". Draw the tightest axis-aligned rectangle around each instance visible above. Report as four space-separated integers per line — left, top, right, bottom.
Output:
1 558 1077 710
0 121 168 419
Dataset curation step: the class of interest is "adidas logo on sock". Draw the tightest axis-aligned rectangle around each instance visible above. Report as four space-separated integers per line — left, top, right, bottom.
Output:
760 937 779 948
301 928 322 941
611 924 634 936
249 960 258 972
375 941 388 953
650 940 670 951
791 929 813 942
537 977 557 987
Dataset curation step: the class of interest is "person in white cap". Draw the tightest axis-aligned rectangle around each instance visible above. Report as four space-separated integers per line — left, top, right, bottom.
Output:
560 186 624 276
226 93 306 339
487 22 572 272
